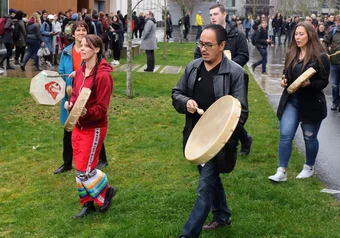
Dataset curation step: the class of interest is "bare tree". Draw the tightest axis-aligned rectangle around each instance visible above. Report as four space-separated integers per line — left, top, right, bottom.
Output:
126 0 143 98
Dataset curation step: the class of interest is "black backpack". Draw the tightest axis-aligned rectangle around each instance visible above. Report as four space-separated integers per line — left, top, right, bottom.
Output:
13 21 20 41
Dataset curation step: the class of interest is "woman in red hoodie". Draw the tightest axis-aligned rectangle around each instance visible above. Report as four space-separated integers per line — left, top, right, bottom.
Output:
65 34 116 219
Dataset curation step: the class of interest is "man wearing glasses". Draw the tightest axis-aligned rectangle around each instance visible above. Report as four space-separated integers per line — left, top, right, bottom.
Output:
172 24 248 238
194 4 252 156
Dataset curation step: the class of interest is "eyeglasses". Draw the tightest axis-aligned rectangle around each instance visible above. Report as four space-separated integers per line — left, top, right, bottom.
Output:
196 42 218 50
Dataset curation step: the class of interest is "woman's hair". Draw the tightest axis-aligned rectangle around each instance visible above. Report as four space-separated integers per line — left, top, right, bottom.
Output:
32 12 41 25
285 21 327 72
112 15 120 24
202 24 227 45
15 10 24 20
71 20 89 35
83 35 104 89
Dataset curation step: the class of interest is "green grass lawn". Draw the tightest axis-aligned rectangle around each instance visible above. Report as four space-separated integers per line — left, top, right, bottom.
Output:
1 42 340 237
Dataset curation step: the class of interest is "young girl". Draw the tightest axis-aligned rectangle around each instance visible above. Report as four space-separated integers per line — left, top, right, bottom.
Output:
65 35 116 218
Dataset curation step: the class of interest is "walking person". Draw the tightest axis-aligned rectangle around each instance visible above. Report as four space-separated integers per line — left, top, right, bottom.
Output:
322 15 340 111
138 12 145 38
269 22 330 182
184 11 191 40
272 12 284 45
40 14 57 67
166 14 173 41
20 12 44 71
109 15 123 66
251 17 272 75
54 21 109 174
140 10 157 72
243 15 252 41
173 24 248 238
195 11 204 41
52 14 62 66
13 10 26 65
0 8 16 70
283 17 293 46
64 34 116 218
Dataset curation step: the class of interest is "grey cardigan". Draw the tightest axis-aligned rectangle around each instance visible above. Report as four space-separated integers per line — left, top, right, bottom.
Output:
140 18 157 50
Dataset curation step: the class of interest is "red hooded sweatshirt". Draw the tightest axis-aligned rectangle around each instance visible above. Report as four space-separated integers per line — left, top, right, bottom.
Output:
70 58 114 129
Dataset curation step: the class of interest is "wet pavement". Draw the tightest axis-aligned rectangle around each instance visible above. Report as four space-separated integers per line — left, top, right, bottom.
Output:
248 43 340 197
1 29 339 195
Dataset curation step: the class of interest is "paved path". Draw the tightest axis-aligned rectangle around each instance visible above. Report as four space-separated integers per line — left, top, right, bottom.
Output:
248 43 340 197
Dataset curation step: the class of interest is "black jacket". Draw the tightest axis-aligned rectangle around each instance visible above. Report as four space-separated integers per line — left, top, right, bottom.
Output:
255 26 269 48
194 22 249 67
277 53 330 123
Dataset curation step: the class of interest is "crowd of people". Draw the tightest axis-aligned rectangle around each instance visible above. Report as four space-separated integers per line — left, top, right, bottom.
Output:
0 7 152 71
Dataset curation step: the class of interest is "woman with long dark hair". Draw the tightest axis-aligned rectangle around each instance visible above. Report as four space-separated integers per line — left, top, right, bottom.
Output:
109 15 123 66
269 22 330 182
13 10 26 65
64 35 116 218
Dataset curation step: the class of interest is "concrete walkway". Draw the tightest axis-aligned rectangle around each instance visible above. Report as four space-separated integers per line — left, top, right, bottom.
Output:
248 43 340 197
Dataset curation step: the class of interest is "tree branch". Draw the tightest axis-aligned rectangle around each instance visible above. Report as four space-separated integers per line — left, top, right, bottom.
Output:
133 0 144 11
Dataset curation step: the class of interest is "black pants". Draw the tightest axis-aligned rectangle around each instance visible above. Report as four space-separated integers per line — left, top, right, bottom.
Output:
238 125 249 144
184 27 189 39
0 43 14 65
15 46 26 61
138 29 143 38
62 129 107 167
145 50 155 71
112 41 121 61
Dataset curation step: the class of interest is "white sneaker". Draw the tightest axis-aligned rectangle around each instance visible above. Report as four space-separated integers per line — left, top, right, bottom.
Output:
268 167 287 182
114 60 120 65
110 60 116 65
296 164 314 179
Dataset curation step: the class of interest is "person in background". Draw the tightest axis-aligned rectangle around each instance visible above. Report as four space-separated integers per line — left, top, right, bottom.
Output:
283 16 293 46
326 15 335 31
272 12 283 45
0 8 16 70
269 22 330 182
20 12 44 71
195 11 204 41
93 13 103 37
40 14 57 67
184 11 191 41
138 12 145 38
140 10 157 72
173 24 248 238
317 22 326 41
243 15 252 41
64 34 116 219
251 17 272 75
109 15 123 66
40 10 48 24
132 11 139 39
99 12 110 55
13 10 26 65
323 15 340 111
166 14 173 41
52 14 62 65
55 21 109 174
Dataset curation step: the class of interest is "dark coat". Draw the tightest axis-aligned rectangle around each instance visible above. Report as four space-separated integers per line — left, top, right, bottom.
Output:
255 26 269 48
1 15 14 44
194 22 249 67
110 22 123 50
166 18 173 33
138 16 145 30
277 53 330 123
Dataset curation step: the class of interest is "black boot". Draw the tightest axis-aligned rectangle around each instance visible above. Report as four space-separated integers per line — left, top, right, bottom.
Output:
239 135 253 156
20 64 25 72
72 202 96 219
6 63 15 70
99 186 116 213
96 159 108 169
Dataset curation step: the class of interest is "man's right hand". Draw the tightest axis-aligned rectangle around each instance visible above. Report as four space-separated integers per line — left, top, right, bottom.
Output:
186 99 198 114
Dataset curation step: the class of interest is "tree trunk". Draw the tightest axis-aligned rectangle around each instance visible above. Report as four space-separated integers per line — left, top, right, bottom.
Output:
126 0 133 98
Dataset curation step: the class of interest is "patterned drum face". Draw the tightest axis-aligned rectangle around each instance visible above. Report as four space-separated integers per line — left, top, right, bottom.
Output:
30 70 66 105
185 95 241 165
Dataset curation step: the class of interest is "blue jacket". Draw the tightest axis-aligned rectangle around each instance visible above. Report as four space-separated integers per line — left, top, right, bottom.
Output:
40 22 54 53
58 43 76 125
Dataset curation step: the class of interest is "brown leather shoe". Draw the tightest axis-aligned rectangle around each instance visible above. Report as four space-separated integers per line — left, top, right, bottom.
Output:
203 218 232 230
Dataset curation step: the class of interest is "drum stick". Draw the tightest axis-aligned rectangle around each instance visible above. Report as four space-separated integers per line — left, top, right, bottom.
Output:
66 86 72 110
195 106 204 115
329 51 340 57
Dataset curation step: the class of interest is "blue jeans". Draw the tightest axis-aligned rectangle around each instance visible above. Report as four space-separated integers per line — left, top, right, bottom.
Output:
253 47 267 73
273 27 282 44
278 97 322 168
23 39 40 67
182 158 230 238
196 26 202 40
330 64 340 105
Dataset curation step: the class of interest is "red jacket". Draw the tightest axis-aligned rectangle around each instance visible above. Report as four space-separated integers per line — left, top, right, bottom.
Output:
70 59 114 129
